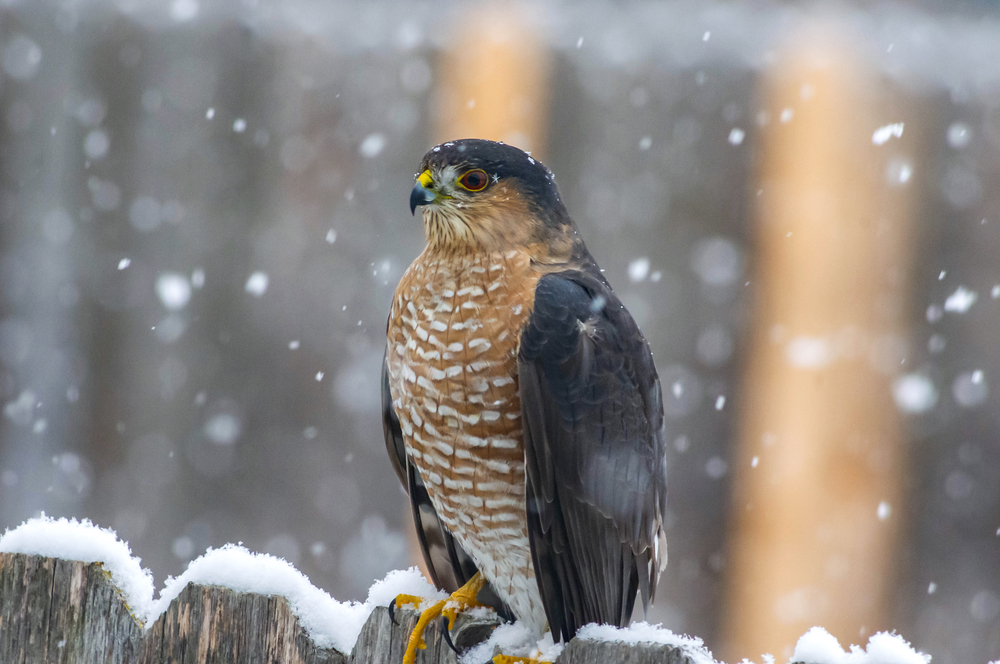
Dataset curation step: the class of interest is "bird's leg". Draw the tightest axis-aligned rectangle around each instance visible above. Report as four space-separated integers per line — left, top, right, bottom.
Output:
401 572 487 664
440 571 488 631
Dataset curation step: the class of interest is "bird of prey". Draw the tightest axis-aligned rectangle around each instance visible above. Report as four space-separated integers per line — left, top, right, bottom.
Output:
383 139 667 663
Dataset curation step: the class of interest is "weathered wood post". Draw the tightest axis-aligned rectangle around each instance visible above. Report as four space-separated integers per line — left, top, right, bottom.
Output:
0 552 712 664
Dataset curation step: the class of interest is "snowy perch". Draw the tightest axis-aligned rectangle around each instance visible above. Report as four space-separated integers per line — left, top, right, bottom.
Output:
0 552 345 663
0 517 929 664
0 551 696 664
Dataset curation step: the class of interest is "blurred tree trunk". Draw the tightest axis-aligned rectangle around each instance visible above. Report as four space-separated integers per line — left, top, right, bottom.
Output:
0 4 85 524
722 27 916 662
433 1 551 157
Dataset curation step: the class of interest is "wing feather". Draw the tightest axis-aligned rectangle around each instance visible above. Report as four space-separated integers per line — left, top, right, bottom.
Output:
519 270 667 642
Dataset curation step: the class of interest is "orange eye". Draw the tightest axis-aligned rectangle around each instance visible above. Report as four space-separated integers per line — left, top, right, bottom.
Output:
458 169 490 192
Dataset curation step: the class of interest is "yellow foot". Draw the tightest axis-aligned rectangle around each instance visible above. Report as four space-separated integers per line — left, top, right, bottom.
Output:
392 594 426 612
492 656 543 664
399 572 487 664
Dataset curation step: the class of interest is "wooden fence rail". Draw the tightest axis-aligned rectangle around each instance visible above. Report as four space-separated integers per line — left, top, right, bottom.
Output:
0 552 712 664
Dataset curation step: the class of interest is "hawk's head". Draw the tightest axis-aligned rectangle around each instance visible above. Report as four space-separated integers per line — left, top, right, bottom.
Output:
410 139 578 257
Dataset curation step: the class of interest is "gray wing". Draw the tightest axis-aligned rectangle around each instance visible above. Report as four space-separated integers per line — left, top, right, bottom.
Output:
518 270 667 642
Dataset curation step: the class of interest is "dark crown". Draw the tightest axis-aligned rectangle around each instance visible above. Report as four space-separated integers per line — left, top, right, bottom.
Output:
419 139 567 221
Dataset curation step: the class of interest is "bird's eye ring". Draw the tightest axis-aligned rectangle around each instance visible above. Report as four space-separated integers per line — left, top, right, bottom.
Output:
457 169 489 192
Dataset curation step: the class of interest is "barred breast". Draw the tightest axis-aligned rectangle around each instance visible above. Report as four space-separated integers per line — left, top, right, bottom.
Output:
385 247 546 630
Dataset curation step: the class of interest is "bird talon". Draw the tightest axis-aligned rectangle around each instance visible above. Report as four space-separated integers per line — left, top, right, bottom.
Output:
402 573 487 664
492 656 543 664
390 593 425 627
440 616 459 653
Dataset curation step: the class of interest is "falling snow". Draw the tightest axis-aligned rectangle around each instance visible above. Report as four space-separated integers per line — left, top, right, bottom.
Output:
628 257 651 282
359 133 386 158
245 271 269 297
952 370 988 408
893 374 938 414
943 285 977 313
3 35 42 80
872 122 905 145
785 336 833 368
946 122 971 149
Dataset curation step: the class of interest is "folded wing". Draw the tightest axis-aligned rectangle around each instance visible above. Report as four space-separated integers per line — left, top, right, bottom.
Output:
518 270 667 642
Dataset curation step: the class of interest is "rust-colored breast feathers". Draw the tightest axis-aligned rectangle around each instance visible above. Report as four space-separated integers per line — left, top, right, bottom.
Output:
386 248 539 539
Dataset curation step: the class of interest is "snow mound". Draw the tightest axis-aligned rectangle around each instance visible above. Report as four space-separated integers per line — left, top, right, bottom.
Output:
576 621 717 664
791 627 930 664
152 543 368 651
0 516 445 654
459 621 566 664
365 565 446 609
0 515 155 624
0 518 932 663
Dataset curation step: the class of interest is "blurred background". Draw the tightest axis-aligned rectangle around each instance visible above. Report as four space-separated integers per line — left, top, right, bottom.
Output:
0 1 998 662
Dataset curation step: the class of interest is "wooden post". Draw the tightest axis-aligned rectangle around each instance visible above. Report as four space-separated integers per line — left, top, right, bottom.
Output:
722 28 914 662
0 552 706 664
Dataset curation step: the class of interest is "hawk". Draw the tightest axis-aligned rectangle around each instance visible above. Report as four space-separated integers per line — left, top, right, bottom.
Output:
383 139 667 663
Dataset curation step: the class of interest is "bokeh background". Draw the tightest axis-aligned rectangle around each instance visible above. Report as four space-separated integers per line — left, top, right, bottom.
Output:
0 1 998 662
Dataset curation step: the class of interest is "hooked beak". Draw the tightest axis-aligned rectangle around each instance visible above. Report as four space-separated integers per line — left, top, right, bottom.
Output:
410 170 437 215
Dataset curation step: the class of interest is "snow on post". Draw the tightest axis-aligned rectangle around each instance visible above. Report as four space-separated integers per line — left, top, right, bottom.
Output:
0 516 442 661
0 516 931 664
0 515 156 622
791 627 930 664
